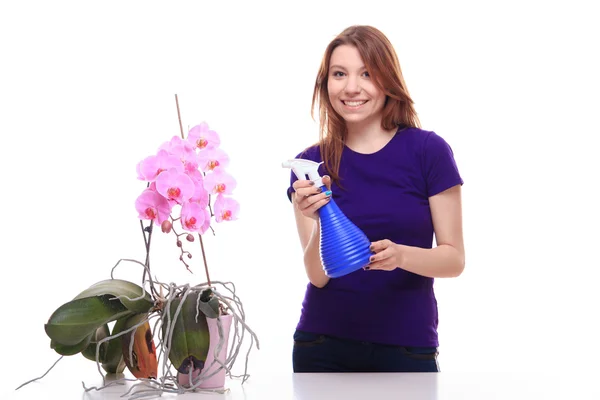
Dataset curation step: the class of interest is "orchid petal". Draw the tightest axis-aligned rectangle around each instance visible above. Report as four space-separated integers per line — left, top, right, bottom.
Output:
203 170 236 195
197 148 230 172
190 180 210 209
180 202 206 233
138 150 183 182
187 122 220 151
214 195 240 222
159 136 198 171
135 189 172 224
156 168 195 204
200 209 211 234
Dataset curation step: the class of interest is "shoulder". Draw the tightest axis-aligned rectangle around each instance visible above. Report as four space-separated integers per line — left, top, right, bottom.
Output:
293 142 322 162
394 127 457 164
395 127 452 151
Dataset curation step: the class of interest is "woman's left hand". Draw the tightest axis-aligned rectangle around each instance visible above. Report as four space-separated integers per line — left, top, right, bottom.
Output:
366 239 405 271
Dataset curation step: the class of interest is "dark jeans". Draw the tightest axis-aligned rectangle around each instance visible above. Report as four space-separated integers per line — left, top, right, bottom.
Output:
292 330 439 373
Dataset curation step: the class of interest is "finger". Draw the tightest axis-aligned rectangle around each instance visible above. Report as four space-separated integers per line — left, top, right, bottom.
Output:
369 239 391 254
368 248 390 264
292 179 315 190
365 257 392 271
302 192 331 212
369 241 383 254
295 186 325 202
321 175 332 191
367 263 394 271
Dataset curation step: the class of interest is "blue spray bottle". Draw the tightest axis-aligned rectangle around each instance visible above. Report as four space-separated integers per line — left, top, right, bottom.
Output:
282 159 372 278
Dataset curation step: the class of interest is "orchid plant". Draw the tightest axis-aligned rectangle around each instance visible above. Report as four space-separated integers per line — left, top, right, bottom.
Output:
18 96 258 398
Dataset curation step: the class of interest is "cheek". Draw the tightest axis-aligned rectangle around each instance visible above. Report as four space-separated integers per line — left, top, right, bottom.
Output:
365 84 384 101
327 84 336 99
327 80 345 97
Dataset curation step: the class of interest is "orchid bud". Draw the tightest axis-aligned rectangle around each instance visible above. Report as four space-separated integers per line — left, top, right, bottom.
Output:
176 240 182 247
186 234 195 242
187 253 192 259
161 220 172 233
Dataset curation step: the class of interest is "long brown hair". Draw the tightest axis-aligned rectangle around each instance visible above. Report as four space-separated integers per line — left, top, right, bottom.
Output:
311 25 421 186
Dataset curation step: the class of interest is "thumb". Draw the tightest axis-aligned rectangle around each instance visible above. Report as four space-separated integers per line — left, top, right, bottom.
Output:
322 175 332 191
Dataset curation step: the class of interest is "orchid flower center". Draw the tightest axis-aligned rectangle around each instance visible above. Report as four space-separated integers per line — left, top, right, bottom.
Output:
185 217 197 229
145 208 157 219
197 138 208 149
167 187 181 199
208 160 220 170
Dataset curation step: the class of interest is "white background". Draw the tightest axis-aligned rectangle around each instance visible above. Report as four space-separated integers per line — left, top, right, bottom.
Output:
1 0 599 398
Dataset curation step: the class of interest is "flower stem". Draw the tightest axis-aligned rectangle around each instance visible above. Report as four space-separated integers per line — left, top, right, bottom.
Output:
140 219 159 298
174 93 212 286
198 234 212 286
175 94 185 138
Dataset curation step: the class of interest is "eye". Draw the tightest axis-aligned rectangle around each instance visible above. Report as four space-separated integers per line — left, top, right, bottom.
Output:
332 71 345 77
362 71 370 78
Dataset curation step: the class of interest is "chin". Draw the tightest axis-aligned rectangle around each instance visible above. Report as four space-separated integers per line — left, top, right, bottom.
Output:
339 113 369 124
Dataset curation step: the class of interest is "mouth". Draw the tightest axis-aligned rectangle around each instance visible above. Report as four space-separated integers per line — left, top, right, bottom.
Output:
342 100 368 108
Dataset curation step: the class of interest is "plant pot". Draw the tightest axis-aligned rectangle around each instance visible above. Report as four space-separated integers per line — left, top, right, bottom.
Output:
199 313 233 388
177 313 233 389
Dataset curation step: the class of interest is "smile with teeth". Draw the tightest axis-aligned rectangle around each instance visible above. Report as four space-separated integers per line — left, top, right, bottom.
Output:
342 100 368 107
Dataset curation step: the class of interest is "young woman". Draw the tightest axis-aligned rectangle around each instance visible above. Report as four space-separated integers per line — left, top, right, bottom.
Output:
285 25 465 373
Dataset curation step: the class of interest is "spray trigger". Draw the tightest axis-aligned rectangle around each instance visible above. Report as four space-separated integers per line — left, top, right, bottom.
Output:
282 159 325 188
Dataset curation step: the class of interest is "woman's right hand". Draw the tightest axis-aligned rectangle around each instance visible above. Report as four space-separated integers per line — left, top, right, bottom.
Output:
292 175 332 221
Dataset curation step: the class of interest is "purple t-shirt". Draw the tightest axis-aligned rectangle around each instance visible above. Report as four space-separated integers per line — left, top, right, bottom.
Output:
286 126 463 347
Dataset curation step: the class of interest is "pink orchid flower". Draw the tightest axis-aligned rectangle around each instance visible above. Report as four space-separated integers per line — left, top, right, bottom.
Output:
203 170 236 195
135 189 172 224
214 195 240 222
197 148 230 172
137 149 183 182
156 168 195 204
187 122 220 151
159 136 199 172
180 202 207 233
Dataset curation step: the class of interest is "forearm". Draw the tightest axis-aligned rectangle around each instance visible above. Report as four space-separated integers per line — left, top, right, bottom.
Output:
399 244 465 278
303 221 330 288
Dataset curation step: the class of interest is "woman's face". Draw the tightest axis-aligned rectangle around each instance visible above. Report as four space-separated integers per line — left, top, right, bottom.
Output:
327 45 386 127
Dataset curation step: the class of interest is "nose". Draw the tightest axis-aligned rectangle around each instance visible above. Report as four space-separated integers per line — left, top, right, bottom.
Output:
344 75 361 95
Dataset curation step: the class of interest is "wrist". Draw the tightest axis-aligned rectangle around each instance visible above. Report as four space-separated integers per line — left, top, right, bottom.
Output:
396 244 410 270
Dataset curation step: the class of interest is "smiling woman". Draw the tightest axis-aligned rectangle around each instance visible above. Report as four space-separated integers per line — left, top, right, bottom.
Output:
285 25 465 374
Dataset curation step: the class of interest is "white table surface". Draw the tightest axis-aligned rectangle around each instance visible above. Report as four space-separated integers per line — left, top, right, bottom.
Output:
6 370 600 400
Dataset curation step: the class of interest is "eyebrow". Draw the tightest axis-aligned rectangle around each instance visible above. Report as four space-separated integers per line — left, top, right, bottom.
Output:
329 64 367 71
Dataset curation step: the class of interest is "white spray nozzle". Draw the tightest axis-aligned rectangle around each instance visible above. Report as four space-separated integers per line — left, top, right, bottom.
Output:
282 159 325 188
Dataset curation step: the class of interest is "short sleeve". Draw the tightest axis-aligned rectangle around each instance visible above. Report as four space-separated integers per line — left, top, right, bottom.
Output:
423 132 463 197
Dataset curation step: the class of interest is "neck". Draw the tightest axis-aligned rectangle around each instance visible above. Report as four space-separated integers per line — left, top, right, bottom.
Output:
345 117 397 154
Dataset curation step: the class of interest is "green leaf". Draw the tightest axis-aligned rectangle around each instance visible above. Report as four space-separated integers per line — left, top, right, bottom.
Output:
162 290 210 374
51 334 93 356
45 294 133 346
198 288 220 319
101 317 129 374
81 324 110 363
73 279 154 314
